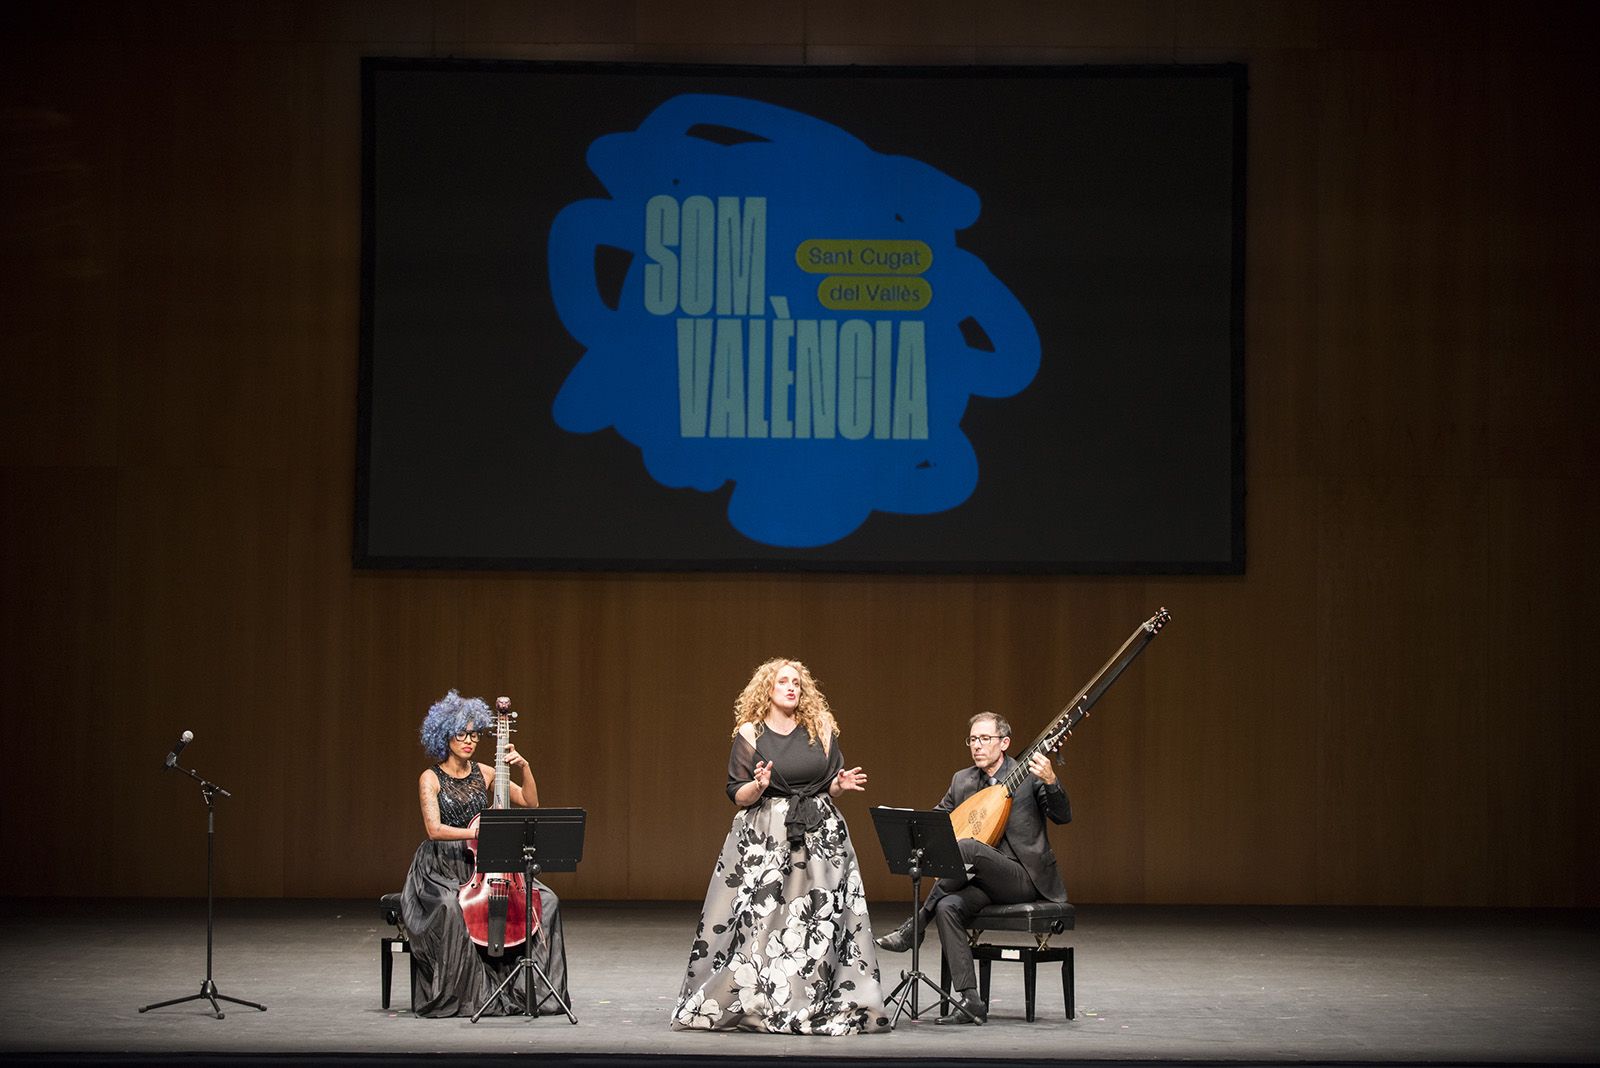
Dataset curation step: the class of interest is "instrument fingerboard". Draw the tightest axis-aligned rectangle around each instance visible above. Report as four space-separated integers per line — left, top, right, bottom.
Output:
492 711 517 808
1001 608 1170 794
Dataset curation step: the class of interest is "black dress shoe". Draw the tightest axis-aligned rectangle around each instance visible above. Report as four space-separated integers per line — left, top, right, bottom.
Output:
934 992 988 1025
873 915 926 953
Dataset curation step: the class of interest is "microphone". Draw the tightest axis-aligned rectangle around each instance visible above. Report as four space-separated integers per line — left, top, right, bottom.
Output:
165 730 194 768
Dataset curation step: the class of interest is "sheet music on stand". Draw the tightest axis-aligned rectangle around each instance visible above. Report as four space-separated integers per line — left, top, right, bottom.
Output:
475 807 585 873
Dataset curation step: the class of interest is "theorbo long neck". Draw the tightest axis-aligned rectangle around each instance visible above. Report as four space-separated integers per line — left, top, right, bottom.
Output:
492 714 512 808
993 609 1170 795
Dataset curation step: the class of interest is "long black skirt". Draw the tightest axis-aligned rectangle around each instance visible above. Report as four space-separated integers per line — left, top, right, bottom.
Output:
400 838 567 1018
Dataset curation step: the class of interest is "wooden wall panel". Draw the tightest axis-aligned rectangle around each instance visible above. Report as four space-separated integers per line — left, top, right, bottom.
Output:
635 0 807 46
0 468 120 886
1314 477 1492 904
1484 478 1600 906
1243 55 1322 480
1129 478 1322 905
1 0 1595 906
1474 54 1600 482
975 0 1178 51
111 467 299 895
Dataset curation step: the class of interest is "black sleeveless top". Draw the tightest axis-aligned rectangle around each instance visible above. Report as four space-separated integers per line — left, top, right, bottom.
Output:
755 724 833 788
431 764 488 828
727 723 845 850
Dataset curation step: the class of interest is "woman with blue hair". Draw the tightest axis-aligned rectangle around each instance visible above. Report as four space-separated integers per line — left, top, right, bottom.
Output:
399 690 567 1017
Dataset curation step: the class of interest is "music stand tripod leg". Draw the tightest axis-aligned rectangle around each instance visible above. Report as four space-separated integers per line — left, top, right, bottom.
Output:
870 807 981 1026
523 933 577 1024
472 861 578 1025
472 944 575 1023
882 873 920 1024
882 869 968 1026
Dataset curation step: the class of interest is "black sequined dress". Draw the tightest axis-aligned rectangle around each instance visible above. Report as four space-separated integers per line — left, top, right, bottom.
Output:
399 764 568 1017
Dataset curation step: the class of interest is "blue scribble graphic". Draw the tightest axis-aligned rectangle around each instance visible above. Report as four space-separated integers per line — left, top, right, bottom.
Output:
548 94 1039 548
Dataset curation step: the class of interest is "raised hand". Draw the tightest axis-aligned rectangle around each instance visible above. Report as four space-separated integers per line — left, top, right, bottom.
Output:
835 766 867 792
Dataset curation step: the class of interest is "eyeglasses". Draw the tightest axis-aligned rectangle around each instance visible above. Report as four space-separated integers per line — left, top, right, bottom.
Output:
966 734 1002 746
452 731 481 742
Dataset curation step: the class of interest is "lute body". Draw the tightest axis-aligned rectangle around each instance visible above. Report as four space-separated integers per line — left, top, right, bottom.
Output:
949 609 1171 846
949 783 1012 846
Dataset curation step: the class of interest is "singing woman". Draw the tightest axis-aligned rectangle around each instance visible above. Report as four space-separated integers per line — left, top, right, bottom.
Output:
671 659 889 1034
399 690 567 1017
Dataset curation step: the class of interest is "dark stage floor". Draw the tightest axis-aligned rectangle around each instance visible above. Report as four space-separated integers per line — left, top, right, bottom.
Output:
0 899 1595 1067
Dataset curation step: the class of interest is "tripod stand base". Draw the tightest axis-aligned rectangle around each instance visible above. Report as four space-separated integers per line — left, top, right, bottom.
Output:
884 967 961 1025
470 943 577 1024
139 978 267 1020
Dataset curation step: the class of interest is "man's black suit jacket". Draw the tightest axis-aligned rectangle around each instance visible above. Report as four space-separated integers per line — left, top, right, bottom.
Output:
934 754 1072 903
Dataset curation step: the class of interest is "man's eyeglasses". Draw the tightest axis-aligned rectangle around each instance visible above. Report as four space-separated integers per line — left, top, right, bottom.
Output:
452 730 482 742
966 734 1002 746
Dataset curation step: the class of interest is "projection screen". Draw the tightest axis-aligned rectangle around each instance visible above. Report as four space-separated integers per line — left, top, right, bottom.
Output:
357 60 1246 573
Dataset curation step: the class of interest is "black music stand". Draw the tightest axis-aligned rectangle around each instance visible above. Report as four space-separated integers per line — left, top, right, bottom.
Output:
138 760 266 1019
470 807 585 1024
869 807 975 1026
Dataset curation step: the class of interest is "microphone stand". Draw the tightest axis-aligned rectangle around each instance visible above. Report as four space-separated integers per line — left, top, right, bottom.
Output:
139 761 266 1019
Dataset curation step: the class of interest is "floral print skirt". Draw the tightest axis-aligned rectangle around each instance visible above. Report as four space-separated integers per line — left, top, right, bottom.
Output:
671 795 890 1034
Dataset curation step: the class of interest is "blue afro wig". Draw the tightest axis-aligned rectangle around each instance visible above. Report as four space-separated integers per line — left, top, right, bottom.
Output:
419 689 493 760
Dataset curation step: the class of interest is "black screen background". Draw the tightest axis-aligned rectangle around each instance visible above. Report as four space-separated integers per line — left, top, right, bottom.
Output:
358 61 1245 572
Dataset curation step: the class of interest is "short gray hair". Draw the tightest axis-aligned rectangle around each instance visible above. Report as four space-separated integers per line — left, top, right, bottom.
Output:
968 711 1012 739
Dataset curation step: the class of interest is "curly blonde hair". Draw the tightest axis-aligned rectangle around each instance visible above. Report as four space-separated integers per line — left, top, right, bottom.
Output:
731 657 838 746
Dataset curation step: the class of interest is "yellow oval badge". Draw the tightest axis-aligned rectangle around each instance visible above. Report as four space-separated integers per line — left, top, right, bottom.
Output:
817 275 932 311
797 239 932 275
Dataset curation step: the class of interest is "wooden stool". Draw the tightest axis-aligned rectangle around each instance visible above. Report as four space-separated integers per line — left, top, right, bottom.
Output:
939 900 1075 1022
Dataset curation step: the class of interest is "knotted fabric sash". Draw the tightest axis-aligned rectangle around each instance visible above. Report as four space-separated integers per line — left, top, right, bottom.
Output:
726 731 845 852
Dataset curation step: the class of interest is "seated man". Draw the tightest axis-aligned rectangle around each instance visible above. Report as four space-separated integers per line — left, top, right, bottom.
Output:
875 711 1071 1024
